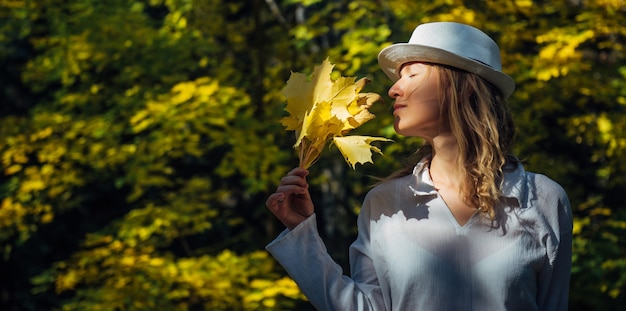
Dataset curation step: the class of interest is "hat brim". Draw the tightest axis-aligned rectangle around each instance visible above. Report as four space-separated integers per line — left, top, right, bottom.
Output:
378 44 515 99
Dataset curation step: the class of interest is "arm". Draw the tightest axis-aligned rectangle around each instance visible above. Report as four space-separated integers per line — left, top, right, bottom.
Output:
265 168 386 310
266 214 385 310
537 185 573 311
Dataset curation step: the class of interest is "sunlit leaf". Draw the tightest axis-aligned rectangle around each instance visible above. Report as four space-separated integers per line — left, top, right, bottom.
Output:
333 136 393 169
281 58 389 169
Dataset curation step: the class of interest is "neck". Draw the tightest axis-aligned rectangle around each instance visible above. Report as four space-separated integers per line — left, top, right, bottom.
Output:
428 134 463 190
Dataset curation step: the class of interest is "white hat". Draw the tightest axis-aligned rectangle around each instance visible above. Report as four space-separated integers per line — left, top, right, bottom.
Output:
378 22 515 99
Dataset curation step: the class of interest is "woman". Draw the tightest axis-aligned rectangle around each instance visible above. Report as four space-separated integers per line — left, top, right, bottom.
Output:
265 22 572 311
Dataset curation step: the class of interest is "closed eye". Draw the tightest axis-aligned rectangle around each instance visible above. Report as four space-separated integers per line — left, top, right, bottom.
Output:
399 73 418 79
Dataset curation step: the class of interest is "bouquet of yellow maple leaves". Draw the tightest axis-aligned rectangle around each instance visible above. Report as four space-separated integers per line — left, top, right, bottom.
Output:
281 58 392 169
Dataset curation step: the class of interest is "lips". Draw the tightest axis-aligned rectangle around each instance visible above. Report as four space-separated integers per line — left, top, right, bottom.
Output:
393 103 407 113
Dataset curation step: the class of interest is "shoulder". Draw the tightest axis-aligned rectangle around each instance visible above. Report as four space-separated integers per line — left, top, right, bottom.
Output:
522 171 573 233
366 174 413 199
524 172 569 205
503 162 569 206
360 174 414 220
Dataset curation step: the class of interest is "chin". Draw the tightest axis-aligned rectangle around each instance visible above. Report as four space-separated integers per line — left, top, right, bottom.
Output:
393 124 407 136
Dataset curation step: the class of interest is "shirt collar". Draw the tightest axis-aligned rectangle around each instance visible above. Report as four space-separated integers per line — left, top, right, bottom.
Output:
500 162 527 205
408 158 527 205
408 159 438 196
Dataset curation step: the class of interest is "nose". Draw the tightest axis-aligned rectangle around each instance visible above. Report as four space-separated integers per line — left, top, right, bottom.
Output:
388 81 403 99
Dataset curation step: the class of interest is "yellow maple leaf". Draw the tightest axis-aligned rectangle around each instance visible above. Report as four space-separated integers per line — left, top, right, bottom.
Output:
281 59 335 132
333 136 394 169
280 58 391 169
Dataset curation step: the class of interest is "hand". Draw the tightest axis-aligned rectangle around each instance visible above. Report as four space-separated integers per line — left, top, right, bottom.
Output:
266 167 314 230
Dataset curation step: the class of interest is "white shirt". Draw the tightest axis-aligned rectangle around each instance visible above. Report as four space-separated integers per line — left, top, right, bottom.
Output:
266 161 572 310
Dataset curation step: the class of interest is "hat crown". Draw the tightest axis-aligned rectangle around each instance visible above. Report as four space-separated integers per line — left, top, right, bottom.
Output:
408 22 502 70
377 21 515 98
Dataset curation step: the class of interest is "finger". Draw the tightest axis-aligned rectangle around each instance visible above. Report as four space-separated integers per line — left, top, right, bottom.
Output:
276 184 308 197
287 167 309 178
265 192 286 209
280 175 310 188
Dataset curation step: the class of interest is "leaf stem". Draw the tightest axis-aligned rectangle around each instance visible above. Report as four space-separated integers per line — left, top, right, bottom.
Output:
299 137 321 169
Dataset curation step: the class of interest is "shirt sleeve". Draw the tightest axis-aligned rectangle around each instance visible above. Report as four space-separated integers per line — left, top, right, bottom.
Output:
536 181 573 311
265 213 385 311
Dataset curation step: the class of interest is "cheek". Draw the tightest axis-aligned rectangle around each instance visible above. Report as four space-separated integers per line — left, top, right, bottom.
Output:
408 93 441 118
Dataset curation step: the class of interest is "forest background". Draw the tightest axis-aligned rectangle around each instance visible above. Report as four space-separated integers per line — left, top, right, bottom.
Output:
1 0 625 310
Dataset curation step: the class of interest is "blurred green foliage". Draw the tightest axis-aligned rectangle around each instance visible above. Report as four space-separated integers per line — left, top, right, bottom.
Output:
0 0 624 310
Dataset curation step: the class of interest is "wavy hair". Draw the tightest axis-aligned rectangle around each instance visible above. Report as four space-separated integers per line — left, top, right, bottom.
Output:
386 64 518 219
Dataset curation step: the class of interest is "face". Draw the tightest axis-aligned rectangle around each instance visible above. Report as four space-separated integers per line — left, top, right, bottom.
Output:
388 62 446 139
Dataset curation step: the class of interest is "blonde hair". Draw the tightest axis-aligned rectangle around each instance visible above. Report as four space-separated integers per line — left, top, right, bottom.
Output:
387 64 517 219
